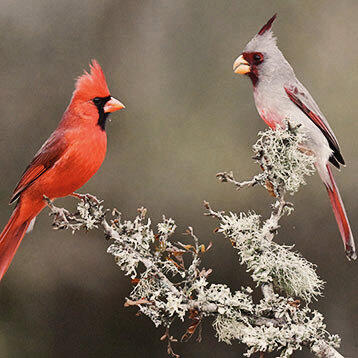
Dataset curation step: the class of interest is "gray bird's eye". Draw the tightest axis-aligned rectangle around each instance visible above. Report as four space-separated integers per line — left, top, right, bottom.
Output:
253 54 263 62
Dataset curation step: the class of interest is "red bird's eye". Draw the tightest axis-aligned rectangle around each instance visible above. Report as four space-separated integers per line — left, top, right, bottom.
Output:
93 97 101 105
253 53 263 63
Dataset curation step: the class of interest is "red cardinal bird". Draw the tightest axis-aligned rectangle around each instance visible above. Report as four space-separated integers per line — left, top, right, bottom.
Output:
0 60 125 280
233 15 356 260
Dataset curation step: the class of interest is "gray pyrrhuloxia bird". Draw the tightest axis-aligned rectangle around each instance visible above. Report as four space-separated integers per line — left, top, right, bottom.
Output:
233 14 356 260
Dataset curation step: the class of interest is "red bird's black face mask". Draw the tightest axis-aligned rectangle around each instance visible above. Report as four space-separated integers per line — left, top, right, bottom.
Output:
92 96 112 130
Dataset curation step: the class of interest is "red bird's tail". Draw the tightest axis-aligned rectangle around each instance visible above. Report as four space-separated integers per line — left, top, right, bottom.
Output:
0 206 31 281
324 165 356 260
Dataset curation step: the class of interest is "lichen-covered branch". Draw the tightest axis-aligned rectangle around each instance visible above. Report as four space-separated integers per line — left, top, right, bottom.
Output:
44 124 344 358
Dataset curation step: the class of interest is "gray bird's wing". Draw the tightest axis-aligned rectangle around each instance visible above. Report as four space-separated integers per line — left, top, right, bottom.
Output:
284 84 344 167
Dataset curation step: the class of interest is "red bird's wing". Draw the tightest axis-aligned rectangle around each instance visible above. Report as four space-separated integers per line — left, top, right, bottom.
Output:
284 86 344 167
10 132 67 203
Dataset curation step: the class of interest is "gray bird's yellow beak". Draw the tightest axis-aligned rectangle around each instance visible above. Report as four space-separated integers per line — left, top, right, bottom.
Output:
233 55 250 74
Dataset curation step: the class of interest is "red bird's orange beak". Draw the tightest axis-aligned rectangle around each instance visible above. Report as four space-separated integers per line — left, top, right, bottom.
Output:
104 97 125 113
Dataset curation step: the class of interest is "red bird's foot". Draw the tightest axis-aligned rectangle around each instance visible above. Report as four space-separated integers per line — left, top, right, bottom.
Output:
71 192 102 205
44 197 70 224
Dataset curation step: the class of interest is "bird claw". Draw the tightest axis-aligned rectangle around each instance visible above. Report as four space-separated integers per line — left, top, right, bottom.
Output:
51 207 70 223
71 192 102 205
43 195 71 226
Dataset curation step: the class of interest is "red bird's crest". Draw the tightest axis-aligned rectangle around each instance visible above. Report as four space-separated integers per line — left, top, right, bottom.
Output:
73 60 110 101
257 14 277 35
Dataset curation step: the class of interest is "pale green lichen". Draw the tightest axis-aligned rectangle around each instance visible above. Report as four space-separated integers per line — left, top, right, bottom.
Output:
213 294 340 357
218 211 324 302
252 123 316 195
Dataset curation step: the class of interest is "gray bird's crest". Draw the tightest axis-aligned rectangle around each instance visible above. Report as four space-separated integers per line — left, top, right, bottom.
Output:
244 14 278 54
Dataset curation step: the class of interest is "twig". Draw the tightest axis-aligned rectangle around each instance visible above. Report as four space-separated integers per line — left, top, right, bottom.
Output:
263 195 293 241
161 325 180 358
216 171 264 190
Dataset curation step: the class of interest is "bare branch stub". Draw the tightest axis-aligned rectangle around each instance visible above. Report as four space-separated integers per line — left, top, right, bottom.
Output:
162 326 180 358
216 171 263 191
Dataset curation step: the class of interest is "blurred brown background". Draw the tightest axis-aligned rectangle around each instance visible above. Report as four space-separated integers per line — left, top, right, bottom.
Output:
0 1 357 357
